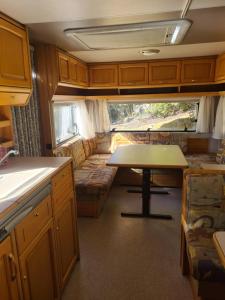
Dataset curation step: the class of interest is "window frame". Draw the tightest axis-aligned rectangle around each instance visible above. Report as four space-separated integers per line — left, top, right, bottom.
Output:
107 100 199 133
52 102 80 146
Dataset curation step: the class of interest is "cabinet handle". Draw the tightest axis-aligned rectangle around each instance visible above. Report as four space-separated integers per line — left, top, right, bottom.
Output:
56 226 60 231
23 275 27 280
8 253 17 281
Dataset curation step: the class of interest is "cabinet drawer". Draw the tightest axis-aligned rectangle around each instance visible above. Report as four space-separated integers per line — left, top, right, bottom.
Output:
15 195 52 255
51 164 74 209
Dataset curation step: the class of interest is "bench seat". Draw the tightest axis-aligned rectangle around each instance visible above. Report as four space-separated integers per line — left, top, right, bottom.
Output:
186 227 225 283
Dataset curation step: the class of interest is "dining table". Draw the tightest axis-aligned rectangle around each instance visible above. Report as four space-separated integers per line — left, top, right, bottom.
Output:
107 144 188 219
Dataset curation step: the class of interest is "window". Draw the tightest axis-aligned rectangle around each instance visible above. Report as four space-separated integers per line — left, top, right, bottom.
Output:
107 101 199 131
53 103 79 144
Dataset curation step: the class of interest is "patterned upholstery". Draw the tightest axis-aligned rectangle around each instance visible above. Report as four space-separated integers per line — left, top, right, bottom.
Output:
75 167 117 196
185 154 217 168
184 172 225 282
216 139 225 164
71 139 86 168
88 138 97 154
53 136 117 216
186 227 225 282
94 133 112 154
82 139 91 158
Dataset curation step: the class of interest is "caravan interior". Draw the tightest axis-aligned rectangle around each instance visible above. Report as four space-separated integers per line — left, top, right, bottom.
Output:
0 0 225 299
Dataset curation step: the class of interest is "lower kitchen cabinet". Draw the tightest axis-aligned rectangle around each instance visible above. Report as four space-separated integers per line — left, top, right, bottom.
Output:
55 196 79 290
19 221 59 300
0 236 20 300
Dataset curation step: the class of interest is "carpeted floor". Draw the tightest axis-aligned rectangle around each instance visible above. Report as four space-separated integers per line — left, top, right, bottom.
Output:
62 185 193 300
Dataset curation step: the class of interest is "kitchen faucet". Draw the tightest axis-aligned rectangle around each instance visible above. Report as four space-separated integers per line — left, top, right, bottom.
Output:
0 149 19 166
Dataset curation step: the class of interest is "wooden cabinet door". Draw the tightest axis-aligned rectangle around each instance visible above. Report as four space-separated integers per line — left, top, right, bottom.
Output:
0 18 31 88
215 53 225 82
20 222 59 300
89 64 118 87
0 236 20 300
149 61 181 84
55 196 78 289
69 57 78 84
77 62 88 86
119 63 148 86
181 58 215 83
58 52 70 83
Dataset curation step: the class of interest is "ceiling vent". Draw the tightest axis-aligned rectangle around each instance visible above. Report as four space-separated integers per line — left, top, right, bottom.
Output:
64 19 191 51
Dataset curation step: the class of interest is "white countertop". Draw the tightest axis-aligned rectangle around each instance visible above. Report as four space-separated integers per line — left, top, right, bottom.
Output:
0 156 72 219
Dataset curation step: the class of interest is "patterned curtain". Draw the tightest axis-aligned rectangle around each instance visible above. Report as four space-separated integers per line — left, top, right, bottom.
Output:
12 47 42 156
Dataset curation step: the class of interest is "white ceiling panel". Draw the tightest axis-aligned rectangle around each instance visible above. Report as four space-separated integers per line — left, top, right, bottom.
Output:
1 0 225 24
70 42 225 63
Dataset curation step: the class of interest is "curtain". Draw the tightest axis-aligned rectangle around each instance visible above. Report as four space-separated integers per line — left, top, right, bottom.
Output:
213 96 225 139
75 100 95 139
196 96 215 133
87 100 111 133
12 47 42 157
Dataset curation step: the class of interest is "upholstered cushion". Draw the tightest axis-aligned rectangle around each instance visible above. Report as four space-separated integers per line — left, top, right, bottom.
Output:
71 139 86 168
74 167 117 197
80 154 112 170
88 138 97 154
186 227 225 282
185 154 216 168
94 133 112 154
53 145 72 158
82 139 91 158
186 174 225 229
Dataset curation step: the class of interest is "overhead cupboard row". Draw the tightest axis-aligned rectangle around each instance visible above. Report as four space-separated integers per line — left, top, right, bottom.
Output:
56 53 225 88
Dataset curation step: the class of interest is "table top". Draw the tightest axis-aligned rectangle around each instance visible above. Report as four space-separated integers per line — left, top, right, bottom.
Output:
213 232 225 268
107 144 188 169
201 163 225 172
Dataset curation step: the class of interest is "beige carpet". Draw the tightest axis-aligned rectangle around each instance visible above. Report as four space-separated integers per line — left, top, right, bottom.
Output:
62 185 192 300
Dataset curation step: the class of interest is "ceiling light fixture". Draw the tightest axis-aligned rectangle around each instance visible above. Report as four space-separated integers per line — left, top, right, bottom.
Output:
140 49 160 56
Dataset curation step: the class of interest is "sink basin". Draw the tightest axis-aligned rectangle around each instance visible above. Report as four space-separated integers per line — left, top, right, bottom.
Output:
0 168 52 202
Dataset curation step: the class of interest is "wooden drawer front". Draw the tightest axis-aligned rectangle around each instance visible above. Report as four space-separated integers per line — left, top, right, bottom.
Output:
89 64 118 87
215 54 225 82
15 195 52 255
119 63 148 86
149 61 181 84
181 58 215 83
52 164 73 209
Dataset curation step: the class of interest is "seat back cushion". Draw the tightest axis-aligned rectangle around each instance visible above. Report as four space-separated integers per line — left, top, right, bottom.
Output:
71 139 86 168
216 139 225 164
186 174 225 229
93 133 112 154
82 139 91 158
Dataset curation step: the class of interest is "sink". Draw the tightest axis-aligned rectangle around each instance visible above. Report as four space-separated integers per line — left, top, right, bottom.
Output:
0 168 52 202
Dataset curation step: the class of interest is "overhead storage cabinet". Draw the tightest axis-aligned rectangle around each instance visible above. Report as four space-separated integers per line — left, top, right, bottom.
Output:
58 50 88 86
119 63 149 86
181 58 215 84
0 15 32 105
215 53 225 82
89 64 118 87
149 61 181 85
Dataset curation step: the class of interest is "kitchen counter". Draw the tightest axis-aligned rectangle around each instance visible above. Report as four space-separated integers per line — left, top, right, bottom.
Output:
0 156 72 220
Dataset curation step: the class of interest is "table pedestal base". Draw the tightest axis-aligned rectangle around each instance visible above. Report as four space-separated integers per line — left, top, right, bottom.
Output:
121 212 172 219
121 168 172 220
